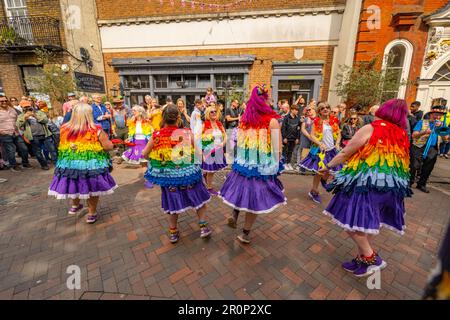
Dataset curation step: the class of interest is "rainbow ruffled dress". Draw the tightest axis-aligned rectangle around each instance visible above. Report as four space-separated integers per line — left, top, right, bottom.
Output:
300 116 343 173
48 125 117 199
219 117 286 214
122 119 153 164
324 120 412 234
201 120 227 172
144 125 210 214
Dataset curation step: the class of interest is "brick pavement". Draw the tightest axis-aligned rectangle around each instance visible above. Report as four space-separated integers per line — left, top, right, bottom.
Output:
0 159 449 300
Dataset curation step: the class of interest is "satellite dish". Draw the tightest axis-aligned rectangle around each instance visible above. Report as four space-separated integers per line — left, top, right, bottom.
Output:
80 47 90 61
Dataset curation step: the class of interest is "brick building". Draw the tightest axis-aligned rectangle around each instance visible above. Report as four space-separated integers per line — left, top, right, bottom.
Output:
0 0 105 108
96 0 362 109
353 0 450 108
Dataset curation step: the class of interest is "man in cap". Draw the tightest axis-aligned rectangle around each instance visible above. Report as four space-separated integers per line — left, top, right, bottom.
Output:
410 99 447 193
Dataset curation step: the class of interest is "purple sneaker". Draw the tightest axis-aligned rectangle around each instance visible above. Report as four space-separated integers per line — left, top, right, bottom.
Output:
353 254 387 277
68 204 83 215
86 214 98 224
308 191 322 204
200 226 212 238
169 230 180 243
342 256 362 272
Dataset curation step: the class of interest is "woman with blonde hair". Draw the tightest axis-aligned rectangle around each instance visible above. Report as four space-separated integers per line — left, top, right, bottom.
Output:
48 102 117 224
300 101 342 204
201 104 227 195
122 105 153 165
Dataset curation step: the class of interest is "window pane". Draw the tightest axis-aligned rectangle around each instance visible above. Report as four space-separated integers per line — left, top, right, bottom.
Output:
169 75 182 88
432 62 450 82
215 74 228 88
184 75 196 88
154 75 167 89
230 74 244 88
198 75 210 88
387 45 406 68
124 75 149 89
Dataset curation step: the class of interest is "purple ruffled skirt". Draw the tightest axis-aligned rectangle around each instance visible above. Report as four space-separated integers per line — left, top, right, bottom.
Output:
300 148 342 173
122 138 147 164
161 181 211 214
219 171 286 214
324 190 406 235
48 172 117 199
201 154 228 172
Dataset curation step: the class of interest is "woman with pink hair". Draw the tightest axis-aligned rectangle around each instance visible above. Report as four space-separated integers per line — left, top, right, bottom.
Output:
319 99 412 277
219 85 286 244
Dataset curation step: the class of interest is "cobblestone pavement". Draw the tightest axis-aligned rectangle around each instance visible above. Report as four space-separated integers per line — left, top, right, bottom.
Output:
0 158 449 300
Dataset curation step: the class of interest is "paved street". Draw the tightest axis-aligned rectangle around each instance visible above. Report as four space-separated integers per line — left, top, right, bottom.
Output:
0 159 449 300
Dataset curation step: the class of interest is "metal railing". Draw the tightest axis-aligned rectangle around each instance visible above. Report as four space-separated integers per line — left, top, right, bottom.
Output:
0 16 62 49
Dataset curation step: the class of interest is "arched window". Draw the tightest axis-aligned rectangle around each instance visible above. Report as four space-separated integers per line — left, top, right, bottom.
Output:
381 40 414 100
432 60 450 82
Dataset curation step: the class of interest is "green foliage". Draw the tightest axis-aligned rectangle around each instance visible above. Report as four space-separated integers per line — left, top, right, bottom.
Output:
24 48 77 112
0 26 18 46
335 57 410 111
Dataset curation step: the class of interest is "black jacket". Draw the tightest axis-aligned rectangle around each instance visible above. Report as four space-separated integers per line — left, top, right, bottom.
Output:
281 114 301 141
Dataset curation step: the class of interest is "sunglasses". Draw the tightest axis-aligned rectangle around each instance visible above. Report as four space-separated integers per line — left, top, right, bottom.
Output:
210 111 217 114
351 118 358 120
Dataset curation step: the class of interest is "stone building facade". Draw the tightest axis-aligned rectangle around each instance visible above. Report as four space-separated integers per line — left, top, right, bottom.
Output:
96 0 361 109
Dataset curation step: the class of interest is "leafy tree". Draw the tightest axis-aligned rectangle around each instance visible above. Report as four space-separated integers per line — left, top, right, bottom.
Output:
335 57 409 112
24 48 77 112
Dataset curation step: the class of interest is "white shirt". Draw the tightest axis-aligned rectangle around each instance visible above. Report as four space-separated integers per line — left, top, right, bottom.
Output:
322 123 335 150
190 108 202 137
135 121 145 140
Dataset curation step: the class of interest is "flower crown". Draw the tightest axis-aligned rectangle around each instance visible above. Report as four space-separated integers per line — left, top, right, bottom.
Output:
256 84 269 96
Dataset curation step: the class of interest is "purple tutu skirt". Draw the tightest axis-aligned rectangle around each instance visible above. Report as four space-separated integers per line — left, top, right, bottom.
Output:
324 190 406 235
48 172 117 199
122 138 147 164
219 171 286 214
300 148 342 173
201 154 228 172
161 181 211 214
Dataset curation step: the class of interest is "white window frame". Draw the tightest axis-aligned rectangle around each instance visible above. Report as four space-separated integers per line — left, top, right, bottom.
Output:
382 39 414 99
3 0 28 17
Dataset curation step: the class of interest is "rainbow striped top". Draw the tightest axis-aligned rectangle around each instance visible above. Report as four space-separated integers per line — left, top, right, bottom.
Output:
144 125 202 187
202 120 225 150
127 119 153 141
55 125 110 178
327 120 412 196
232 115 282 180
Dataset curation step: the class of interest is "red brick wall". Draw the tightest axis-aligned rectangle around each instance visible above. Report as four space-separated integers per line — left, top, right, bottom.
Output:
96 0 346 20
354 0 449 104
103 46 335 101
0 0 69 98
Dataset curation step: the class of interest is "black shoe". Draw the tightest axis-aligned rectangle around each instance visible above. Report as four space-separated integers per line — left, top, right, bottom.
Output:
22 163 32 169
41 166 50 170
416 185 430 193
10 165 22 172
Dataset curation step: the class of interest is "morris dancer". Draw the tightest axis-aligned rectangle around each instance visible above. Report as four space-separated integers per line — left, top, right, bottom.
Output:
219 85 286 244
48 103 117 224
143 105 212 243
320 99 412 277
201 104 227 195
300 102 341 204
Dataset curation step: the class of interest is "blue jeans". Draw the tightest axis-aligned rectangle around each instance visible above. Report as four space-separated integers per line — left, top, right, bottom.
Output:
440 141 450 155
0 135 17 166
30 135 57 167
